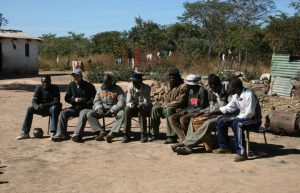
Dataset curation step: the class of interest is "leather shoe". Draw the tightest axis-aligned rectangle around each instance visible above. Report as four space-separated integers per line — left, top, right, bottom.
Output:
51 132 70 142
148 135 158 142
122 135 131 143
213 148 231 154
234 154 247 162
72 134 83 143
171 143 184 152
104 135 113 143
95 133 106 141
176 146 192 155
164 136 177 144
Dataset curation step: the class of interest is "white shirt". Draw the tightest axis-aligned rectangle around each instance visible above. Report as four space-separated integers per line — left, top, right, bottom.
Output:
219 88 257 119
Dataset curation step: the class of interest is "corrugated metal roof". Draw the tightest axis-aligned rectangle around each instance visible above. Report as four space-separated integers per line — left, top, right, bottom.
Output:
272 77 293 97
271 54 300 78
0 29 42 41
270 54 300 97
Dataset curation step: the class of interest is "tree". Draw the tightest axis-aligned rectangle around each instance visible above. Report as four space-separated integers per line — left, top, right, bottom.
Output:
291 0 300 15
179 0 234 58
0 13 8 28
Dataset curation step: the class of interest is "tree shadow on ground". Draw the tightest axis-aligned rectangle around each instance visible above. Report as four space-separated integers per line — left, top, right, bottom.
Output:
0 84 69 93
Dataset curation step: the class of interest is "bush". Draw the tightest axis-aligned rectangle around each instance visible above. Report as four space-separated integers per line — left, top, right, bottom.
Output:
112 67 134 82
217 70 236 81
86 66 105 83
243 71 260 82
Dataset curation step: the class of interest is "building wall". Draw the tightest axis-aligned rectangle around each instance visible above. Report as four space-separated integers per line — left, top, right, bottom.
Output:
1 38 39 74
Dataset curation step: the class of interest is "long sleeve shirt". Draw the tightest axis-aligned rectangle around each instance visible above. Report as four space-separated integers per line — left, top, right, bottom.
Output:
93 84 125 113
32 84 60 110
126 83 151 108
219 88 262 120
65 80 96 111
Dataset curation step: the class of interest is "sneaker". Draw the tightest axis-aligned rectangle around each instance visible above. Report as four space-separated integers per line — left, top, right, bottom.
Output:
171 143 184 152
16 132 30 140
176 146 192 155
51 132 70 142
122 135 131 143
72 134 83 143
164 136 177 144
104 135 113 143
95 133 106 141
49 132 55 140
213 148 231 154
234 154 247 162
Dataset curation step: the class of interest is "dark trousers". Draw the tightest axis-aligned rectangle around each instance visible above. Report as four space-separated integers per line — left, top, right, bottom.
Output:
216 115 261 155
21 105 61 133
124 106 148 134
56 108 89 134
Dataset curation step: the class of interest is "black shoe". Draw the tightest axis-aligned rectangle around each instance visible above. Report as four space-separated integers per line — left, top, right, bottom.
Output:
51 132 70 142
148 135 158 142
171 143 184 152
164 136 177 144
122 135 131 143
72 134 83 143
176 146 192 155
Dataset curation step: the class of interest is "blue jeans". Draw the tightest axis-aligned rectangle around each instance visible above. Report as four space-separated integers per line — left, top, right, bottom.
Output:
21 105 61 133
216 115 261 155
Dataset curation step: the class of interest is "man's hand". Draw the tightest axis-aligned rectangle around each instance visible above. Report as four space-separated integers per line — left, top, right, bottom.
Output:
193 112 204 117
75 97 82 103
105 111 115 117
97 108 105 115
37 104 44 111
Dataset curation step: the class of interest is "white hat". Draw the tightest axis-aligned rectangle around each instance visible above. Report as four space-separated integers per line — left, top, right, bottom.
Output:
184 74 201 85
72 68 82 76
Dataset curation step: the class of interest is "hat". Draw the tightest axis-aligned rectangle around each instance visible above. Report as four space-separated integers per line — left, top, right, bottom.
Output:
184 74 201 85
131 73 143 82
72 68 82 76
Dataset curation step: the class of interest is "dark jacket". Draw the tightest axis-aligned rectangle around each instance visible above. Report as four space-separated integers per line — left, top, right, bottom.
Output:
185 86 209 113
65 80 96 111
32 84 60 110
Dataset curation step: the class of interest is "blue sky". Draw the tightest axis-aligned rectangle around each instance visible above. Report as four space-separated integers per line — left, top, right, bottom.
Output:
1 0 296 38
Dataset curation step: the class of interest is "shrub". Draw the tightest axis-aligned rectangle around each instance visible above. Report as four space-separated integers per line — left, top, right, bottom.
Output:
112 67 134 82
86 66 105 83
243 71 260 82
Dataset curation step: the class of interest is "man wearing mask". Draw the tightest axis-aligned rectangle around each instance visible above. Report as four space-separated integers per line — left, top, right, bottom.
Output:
16 75 61 140
52 68 96 142
122 73 152 143
86 74 125 143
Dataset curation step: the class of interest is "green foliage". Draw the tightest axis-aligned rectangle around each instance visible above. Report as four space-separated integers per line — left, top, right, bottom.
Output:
243 71 260 82
217 70 236 81
86 66 105 83
111 67 134 82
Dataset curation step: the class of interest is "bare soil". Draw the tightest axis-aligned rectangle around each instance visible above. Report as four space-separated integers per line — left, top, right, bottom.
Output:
0 72 300 193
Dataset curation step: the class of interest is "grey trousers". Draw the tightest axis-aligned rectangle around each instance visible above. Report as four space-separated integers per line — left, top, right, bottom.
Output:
183 117 217 147
57 108 90 134
87 110 124 135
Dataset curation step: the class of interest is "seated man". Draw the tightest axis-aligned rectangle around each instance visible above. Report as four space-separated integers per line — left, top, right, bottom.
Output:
86 74 125 143
150 68 188 144
123 73 152 143
169 74 208 142
206 77 262 162
52 68 96 142
16 75 61 140
171 74 229 155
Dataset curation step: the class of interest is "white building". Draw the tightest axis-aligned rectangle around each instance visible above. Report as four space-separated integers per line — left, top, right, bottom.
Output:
0 29 42 74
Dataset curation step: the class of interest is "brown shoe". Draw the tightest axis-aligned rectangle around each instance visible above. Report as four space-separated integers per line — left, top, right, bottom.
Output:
171 143 184 152
213 148 231 154
104 135 113 143
95 133 106 141
234 154 247 162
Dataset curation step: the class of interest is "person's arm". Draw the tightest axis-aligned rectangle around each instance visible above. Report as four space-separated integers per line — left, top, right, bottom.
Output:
237 91 257 119
163 84 187 108
65 83 75 105
93 87 103 112
110 87 125 113
32 86 41 110
126 84 134 108
140 84 151 107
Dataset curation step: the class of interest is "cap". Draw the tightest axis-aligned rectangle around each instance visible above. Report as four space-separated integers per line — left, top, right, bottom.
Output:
72 68 82 76
184 74 201 85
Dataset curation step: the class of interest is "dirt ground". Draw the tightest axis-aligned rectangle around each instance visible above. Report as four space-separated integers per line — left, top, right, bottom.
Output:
0 72 300 193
